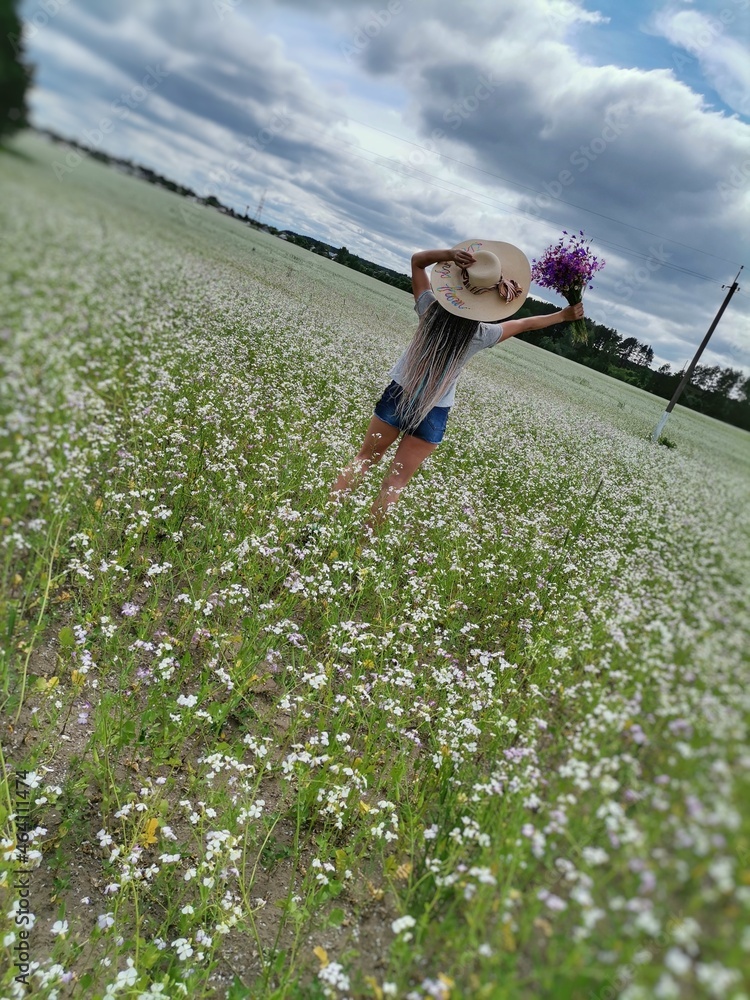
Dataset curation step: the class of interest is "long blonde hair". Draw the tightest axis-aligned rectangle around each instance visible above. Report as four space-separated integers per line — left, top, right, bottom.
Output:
395 300 480 430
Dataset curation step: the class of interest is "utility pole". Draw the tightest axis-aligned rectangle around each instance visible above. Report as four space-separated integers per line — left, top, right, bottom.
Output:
254 188 267 226
652 266 743 443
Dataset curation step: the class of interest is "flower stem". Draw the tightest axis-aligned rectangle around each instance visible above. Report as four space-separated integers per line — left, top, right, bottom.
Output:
565 287 588 343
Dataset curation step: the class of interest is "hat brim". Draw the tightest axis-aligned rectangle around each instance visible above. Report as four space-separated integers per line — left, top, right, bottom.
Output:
429 239 531 321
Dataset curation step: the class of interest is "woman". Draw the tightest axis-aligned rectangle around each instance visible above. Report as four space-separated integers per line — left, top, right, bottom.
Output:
331 238 584 527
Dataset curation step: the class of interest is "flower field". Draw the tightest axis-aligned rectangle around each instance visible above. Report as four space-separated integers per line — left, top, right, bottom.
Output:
1 133 749 1000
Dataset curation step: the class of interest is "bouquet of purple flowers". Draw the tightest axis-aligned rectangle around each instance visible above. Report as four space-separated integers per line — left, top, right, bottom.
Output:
531 231 605 342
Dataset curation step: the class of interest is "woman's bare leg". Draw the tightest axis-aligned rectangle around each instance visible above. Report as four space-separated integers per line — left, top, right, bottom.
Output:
330 416 401 500
368 433 438 528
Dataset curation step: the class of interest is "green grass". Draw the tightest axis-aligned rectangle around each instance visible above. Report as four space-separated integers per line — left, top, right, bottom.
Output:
1 132 749 1000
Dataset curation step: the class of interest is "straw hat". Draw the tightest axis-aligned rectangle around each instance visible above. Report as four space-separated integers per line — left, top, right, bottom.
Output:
430 239 531 321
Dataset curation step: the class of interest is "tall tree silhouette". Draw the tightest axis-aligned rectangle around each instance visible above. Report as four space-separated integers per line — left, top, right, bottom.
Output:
1 0 33 142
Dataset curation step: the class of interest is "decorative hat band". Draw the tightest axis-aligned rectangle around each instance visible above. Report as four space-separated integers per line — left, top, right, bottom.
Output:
430 239 531 320
460 268 524 303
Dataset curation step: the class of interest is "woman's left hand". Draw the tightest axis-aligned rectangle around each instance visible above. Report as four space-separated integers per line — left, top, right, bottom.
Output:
560 302 585 321
452 248 476 268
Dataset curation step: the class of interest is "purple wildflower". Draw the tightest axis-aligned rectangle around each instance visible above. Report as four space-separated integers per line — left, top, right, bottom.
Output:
531 231 605 342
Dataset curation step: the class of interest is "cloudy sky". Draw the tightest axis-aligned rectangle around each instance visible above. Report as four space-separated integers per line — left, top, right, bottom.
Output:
19 0 750 373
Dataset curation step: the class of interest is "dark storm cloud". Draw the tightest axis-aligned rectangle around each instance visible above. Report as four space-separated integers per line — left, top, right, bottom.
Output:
378 33 737 248
19 0 750 370
36 3 167 81
342 1 748 365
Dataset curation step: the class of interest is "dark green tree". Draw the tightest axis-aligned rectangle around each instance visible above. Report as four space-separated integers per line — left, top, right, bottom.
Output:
1 0 33 142
617 336 640 364
592 326 621 356
714 367 746 399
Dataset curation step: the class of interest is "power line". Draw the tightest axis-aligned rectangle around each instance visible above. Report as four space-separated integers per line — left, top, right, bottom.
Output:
582 234 727 283
291 93 744 269
288 118 725 283
282 116 728 284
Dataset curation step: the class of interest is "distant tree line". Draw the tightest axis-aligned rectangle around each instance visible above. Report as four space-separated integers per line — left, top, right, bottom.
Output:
9 127 750 432
283 239 412 292
511 298 750 431
0 0 32 141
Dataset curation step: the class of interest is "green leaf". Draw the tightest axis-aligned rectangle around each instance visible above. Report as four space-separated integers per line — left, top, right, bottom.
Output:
139 944 163 970
226 975 252 999
327 907 345 927
58 626 75 649
5 602 17 640
117 720 137 747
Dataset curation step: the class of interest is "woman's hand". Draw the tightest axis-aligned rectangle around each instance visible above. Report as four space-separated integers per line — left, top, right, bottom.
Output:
411 248 477 299
560 302 584 322
452 248 476 268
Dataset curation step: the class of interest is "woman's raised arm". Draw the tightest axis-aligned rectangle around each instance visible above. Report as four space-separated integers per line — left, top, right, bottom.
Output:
499 302 584 342
410 248 476 299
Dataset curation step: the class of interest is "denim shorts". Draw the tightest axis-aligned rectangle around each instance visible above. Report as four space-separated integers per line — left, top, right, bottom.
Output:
374 381 450 444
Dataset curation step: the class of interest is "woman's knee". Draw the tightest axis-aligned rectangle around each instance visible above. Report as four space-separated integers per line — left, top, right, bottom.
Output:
356 445 386 467
381 469 409 498
352 454 373 475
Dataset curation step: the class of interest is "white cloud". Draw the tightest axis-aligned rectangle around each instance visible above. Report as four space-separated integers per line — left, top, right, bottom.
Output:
19 0 750 373
650 7 750 116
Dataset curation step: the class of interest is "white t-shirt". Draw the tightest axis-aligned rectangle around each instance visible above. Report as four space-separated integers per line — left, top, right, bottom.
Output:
387 290 504 407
